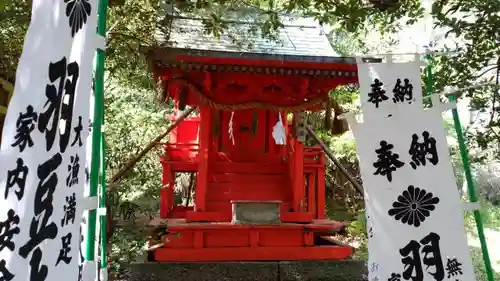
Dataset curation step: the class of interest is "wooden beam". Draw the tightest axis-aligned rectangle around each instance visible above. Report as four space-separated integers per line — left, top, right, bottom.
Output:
306 126 364 196
108 106 197 187
0 77 13 116
0 77 14 94
155 246 353 262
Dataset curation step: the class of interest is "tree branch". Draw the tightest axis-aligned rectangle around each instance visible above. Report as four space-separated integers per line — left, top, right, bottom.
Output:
106 19 122 37
0 77 13 92
488 57 500 126
237 0 289 16
473 65 498 79
107 31 153 46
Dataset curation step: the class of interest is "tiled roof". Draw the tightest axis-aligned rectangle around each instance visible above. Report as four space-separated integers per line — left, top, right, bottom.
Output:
155 11 342 58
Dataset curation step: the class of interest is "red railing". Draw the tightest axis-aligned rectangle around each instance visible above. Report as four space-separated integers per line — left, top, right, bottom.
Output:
157 142 199 162
303 145 323 167
158 142 199 218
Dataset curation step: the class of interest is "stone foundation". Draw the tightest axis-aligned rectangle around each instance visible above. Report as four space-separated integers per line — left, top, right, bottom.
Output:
231 200 281 224
123 260 367 281
279 260 367 281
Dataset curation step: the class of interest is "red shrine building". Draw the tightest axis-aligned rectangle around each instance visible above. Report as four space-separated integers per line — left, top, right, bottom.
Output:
144 12 360 262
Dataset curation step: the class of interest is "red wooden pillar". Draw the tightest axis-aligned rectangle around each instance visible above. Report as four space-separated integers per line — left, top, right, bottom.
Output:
281 112 289 157
287 138 295 208
293 140 304 212
308 171 316 217
317 153 326 219
266 111 279 155
160 180 168 218
160 164 175 218
194 107 211 212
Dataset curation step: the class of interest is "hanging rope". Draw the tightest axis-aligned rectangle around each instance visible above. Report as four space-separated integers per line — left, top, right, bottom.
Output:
163 77 328 112
228 111 235 145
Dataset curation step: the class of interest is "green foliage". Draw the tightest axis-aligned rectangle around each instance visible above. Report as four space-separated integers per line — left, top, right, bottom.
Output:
0 0 29 82
109 227 146 269
466 201 500 280
470 246 500 281
429 0 500 161
167 0 424 34
104 76 166 206
105 0 164 88
348 213 369 260
465 201 500 232
104 77 167 264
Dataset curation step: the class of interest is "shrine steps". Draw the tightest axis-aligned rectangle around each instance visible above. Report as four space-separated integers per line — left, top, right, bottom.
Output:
209 161 287 174
205 177 291 202
202 162 292 218
208 173 288 183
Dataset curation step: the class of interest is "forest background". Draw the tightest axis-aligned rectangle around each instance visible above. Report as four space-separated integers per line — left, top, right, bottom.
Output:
1 0 499 280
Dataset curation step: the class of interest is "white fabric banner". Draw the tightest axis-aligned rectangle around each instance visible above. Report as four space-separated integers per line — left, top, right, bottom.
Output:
357 60 424 121
349 107 476 281
0 1 99 281
78 75 96 281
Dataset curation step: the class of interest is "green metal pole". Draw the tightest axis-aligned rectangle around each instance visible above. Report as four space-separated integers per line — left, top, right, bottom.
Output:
425 55 495 281
99 122 108 271
448 94 495 281
86 0 109 261
425 55 434 94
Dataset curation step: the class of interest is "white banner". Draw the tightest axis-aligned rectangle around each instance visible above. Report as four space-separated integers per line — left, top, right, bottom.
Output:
78 75 96 281
0 0 99 281
357 59 424 121
349 107 476 281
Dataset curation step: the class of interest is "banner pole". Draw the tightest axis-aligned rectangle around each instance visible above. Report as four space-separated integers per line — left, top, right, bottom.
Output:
99 122 108 279
448 95 495 281
425 55 495 281
86 0 109 264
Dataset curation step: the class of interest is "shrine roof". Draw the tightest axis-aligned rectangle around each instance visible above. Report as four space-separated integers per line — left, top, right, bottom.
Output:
161 16 345 57
147 10 360 67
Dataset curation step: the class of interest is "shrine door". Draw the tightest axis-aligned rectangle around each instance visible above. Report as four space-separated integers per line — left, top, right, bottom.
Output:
217 109 271 162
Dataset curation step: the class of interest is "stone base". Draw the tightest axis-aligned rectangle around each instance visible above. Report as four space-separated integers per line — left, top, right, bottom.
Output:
232 201 281 224
125 262 278 281
279 260 367 281
123 260 367 281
